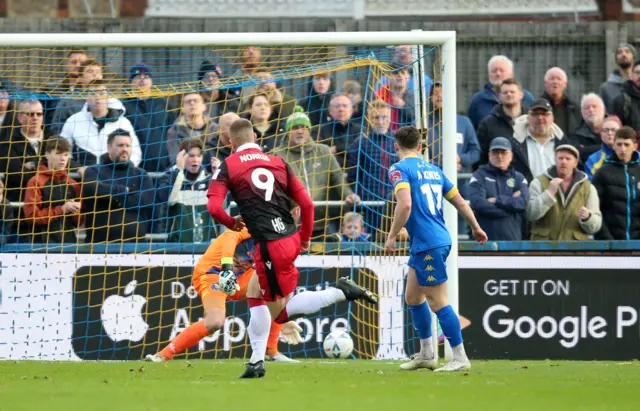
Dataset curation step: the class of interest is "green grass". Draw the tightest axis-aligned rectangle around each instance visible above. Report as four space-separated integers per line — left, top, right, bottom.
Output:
0 360 639 411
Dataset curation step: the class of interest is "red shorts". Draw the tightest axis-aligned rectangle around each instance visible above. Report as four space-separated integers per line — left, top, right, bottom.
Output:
254 232 301 301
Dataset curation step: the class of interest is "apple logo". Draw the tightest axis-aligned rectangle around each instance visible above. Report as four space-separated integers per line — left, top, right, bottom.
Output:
100 280 148 342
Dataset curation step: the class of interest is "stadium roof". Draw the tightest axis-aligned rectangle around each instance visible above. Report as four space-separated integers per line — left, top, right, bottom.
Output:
365 0 600 18
146 0 600 19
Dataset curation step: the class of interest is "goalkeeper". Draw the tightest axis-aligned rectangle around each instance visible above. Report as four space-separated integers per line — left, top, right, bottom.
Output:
146 227 302 363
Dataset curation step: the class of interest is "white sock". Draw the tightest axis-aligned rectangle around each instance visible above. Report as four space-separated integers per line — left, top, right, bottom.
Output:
420 337 434 359
285 288 346 318
248 305 271 364
452 343 468 362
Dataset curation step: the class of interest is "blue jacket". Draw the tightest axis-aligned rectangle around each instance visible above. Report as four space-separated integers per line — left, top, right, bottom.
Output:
467 164 530 241
347 131 397 201
427 112 481 173
468 83 535 130
585 144 615 180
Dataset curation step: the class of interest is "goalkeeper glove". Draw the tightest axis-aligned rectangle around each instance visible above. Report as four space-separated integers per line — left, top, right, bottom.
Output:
281 321 303 345
216 257 240 296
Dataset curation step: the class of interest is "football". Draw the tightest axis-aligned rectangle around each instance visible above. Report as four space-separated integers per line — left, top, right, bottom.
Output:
323 329 354 359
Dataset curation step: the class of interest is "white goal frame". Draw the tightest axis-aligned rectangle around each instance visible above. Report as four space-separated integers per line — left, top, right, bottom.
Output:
1 31 458 360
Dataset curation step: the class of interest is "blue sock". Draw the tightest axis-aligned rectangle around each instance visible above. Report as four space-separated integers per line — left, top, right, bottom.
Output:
436 305 463 348
409 302 432 339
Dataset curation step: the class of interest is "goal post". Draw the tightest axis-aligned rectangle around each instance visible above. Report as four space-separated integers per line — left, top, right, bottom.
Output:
0 30 459 362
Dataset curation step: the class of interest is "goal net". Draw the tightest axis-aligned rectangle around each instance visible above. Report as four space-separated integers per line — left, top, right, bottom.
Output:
0 32 457 361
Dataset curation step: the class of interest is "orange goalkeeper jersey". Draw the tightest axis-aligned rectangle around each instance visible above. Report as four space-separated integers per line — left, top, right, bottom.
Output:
193 228 255 282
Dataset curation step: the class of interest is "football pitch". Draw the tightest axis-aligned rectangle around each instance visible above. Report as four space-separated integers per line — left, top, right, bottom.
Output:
0 360 638 411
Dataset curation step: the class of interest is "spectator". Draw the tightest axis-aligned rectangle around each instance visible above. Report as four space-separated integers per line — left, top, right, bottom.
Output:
49 49 88 94
52 59 105 131
157 137 216 243
244 93 282 152
572 93 607 162
0 100 52 202
427 82 480 173
468 55 535 129
166 92 218 163
328 212 371 242
541 67 581 136
40 49 87 126
272 106 359 239
468 137 529 241
585 116 622 180
375 45 433 98
241 68 297 124
80 129 154 243
123 63 175 173
318 93 362 167
375 65 414 131
612 60 640 133
60 80 142 167
600 43 636 112
204 112 239 167
232 46 263 102
347 99 397 199
0 82 10 128
342 80 364 122
299 72 333 128
0 180 15 245
23 137 82 243
508 98 567 182
198 60 240 118
527 145 602 240
592 126 640 240
476 78 527 165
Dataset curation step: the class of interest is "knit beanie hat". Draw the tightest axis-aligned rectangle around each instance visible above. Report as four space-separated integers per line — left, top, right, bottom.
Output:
285 106 312 131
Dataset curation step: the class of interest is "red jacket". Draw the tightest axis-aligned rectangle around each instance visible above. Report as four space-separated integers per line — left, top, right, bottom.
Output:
23 164 83 227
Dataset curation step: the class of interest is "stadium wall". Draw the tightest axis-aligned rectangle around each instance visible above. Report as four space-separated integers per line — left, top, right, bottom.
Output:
2 248 639 361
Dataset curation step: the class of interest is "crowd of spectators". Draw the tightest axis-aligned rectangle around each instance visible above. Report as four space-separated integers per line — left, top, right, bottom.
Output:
0 43 639 245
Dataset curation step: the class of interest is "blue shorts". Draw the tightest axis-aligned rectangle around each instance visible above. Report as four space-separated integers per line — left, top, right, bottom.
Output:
407 245 451 286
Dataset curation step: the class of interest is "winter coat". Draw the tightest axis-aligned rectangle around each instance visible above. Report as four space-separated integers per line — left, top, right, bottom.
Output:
166 115 218 164
346 131 397 201
611 80 640 132
506 114 568 183
52 97 121 134
0 127 48 202
585 144 615 180
527 167 602 241
59 99 142 167
272 140 354 232
156 168 217 243
468 83 535 130
122 96 176 172
599 69 626 112
23 164 82 243
299 93 332 128
476 104 527 166
541 91 582 136
592 151 640 240
570 120 602 163
318 120 362 167
467 164 529 241
426 111 481 172
81 154 155 243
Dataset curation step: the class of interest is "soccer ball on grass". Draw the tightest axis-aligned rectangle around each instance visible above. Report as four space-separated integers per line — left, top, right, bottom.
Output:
323 329 354 359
